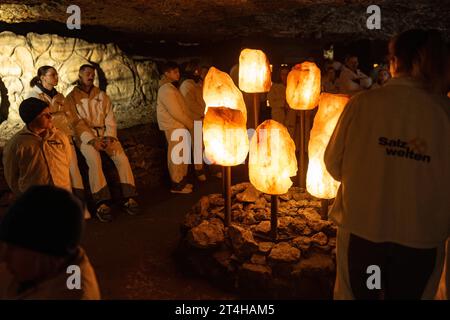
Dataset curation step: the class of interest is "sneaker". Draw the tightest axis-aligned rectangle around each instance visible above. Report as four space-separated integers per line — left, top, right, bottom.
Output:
170 183 193 194
96 203 113 222
215 171 223 179
186 183 193 189
123 198 140 215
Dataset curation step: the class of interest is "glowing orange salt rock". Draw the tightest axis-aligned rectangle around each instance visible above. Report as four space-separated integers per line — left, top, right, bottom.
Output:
203 106 249 166
249 120 297 195
238 48 272 93
203 67 247 121
306 93 349 199
286 61 321 110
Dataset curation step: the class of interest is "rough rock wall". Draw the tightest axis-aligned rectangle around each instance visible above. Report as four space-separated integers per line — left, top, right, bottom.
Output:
0 31 160 146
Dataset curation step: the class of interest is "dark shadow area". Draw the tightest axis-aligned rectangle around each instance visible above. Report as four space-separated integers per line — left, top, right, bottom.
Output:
0 78 10 124
0 20 216 59
88 62 108 92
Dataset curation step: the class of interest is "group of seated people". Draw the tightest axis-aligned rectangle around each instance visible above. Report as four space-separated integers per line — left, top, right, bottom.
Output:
2 64 140 223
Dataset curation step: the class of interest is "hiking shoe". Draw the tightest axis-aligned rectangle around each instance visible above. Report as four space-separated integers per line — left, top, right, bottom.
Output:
123 198 140 215
96 203 113 222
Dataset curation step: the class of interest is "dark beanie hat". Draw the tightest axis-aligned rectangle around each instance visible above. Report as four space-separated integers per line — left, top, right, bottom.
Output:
0 185 84 257
19 97 49 124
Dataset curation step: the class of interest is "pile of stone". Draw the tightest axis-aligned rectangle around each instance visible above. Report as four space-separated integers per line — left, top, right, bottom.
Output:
178 182 337 299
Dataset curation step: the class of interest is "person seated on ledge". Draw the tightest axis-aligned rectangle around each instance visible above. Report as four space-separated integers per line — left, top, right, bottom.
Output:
27 65 90 219
3 98 72 196
65 64 139 222
0 185 100 300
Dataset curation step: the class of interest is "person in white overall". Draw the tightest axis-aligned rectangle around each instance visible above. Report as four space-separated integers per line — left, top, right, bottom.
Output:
65 65 139 222
157 61 194 194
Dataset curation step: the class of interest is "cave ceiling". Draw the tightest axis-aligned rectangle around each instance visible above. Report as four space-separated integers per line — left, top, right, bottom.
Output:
0 0 448 44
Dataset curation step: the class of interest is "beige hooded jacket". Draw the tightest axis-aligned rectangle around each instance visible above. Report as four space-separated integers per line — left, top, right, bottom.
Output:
3 126 72 195
179 79 205 121
157 78 194 131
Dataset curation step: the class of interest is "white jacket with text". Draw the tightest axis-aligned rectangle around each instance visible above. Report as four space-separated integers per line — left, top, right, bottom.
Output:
325 77 450 248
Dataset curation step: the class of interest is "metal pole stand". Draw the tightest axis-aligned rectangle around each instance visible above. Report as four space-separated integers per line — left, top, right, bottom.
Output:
253 93 260 129
298 110 307 190
270 195 279 241
223 166 232 226
320 198 329 220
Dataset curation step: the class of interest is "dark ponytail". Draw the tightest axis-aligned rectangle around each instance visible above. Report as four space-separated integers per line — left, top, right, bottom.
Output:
30 66 56 87
29 76 40 88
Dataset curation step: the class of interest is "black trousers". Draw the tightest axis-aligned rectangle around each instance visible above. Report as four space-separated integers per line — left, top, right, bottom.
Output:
348 233 437 299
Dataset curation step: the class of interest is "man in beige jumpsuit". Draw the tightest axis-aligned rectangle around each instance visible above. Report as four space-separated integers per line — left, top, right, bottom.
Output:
66 65 139 222
157 61 194 194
